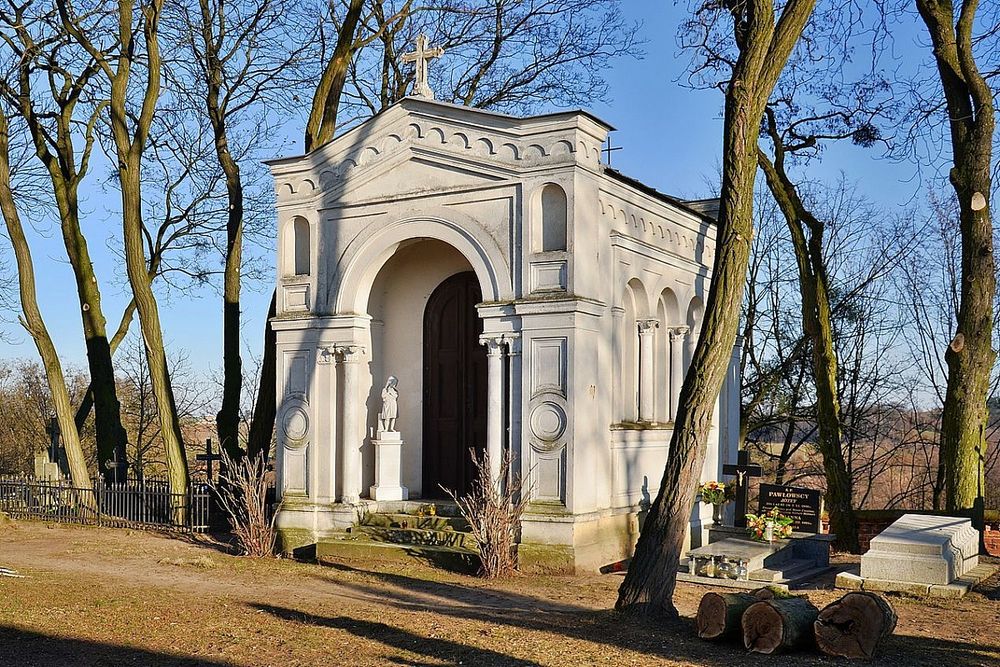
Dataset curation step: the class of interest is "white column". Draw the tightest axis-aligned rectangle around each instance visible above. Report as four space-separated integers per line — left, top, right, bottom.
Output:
482 335 505 485
670 326 690 421
338 344 365 503
637 319 658 423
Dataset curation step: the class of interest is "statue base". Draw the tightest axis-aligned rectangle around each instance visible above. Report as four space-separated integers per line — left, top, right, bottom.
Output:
370 431 408 501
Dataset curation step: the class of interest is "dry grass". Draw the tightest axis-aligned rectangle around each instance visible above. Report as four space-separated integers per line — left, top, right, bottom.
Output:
0 522 999 666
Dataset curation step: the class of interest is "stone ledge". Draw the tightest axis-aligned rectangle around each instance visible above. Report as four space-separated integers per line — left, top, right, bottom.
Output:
836 563 997 598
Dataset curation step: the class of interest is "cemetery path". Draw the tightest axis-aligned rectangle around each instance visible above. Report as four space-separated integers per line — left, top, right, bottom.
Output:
1 521 999 666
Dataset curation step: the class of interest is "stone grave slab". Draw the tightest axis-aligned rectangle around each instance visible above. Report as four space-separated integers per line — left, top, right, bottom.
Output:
862 514 978 585
837 513 995 598
679 532 834 590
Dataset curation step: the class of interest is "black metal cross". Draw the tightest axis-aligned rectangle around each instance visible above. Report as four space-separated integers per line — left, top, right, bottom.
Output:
602 136 622 166
45 416 60 463
197 439 223 480
722 450 763 528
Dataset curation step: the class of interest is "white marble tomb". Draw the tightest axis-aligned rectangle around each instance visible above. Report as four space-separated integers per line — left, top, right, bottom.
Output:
265 95 740 571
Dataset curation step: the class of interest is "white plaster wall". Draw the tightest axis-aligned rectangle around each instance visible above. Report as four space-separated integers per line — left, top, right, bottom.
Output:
365 239 475 497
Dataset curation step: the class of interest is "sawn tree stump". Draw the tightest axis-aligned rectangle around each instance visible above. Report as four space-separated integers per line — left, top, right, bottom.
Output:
742 597 820 654
696 588 776 640
814 591 897 659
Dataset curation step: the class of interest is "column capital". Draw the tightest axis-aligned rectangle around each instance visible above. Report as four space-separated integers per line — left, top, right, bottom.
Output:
670 325 690 340
503 333 521 356
335 343 366 361
318 346 338 364
480 333 505 356
637 318 659 335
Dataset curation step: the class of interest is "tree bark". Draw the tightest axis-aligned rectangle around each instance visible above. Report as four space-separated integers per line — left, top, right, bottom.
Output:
742 597 819 654
615 0 816 619
4 15 129 483
696 588 773 640
305 0 366 152
196 0 246 462
915 0 995 511
814 592 897 659
0 110 92 494
60 0 190 514
757 134 859 552
246 292 277 462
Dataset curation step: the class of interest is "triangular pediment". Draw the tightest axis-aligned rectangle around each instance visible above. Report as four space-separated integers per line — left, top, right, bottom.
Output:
267 98 611 205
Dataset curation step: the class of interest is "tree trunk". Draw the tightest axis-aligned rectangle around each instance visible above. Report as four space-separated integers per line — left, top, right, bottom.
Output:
814 592 897 659
742 597 819 654
0 111 92 495
915 0 995 511
90 0 190 516
615 0 816 619
7 23 129 483
246 292 277 462
198 0 246 463
757 140 859 552
305 0 366 152
696 588 774 640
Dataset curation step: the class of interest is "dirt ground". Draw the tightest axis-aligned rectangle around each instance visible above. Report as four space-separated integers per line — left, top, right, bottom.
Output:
1 520 998 667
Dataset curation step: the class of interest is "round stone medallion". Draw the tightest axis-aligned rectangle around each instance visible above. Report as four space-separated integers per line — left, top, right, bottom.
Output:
529 401 567 442
282 405 309 443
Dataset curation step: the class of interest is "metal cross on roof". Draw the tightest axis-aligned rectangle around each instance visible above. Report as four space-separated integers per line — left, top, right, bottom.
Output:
602 136 622 166
402 34 444 100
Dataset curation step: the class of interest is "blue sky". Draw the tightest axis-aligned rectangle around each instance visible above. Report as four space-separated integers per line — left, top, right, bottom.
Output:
2 2 933 397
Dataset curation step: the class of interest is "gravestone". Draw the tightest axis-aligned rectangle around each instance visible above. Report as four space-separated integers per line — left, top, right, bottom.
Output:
838 513 994 597
758 483 822 533
862 514 978 585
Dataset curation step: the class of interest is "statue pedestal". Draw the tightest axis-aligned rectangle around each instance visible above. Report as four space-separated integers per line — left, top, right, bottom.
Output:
370 431 408 501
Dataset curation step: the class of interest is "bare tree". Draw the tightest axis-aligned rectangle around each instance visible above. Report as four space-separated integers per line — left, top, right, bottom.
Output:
914 0 996 511
0 0 129 482
616 0 816 618
57 0 191 510
0 107 92 490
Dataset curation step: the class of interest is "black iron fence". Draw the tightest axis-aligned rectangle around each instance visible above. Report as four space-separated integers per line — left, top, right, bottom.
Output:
0 475 211 532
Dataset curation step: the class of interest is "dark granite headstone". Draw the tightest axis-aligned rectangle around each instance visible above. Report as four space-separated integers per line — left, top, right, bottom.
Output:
758 483 822 533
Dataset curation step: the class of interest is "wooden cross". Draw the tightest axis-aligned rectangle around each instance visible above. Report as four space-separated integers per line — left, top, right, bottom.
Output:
602 136 622 166
197 439 223 480
722 450 763 528
402 34 444 99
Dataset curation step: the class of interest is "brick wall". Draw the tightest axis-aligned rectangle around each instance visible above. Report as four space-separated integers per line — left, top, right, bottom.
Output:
856 512 1000 556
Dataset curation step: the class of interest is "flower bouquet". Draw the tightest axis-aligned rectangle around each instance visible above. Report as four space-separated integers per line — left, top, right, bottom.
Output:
698 481 734 505
745 507 794 542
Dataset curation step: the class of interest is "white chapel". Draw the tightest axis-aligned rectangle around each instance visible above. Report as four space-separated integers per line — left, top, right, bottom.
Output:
266 60 739 571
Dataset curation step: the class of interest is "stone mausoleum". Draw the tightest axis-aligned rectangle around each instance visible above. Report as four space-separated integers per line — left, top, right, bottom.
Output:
266 91 740 571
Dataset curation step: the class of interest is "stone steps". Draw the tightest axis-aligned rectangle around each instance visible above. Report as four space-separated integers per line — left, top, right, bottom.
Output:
350 525 478 549
360 512 471 532
316 537 480 572
316 506 479 572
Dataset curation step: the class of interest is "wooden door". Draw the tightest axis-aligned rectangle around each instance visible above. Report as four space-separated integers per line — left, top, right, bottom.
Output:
422 271 488 498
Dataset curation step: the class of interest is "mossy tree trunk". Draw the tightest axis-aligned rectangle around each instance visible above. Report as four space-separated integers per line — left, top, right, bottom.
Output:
915 0 995 511
615 0 816 619
756 115 859 552
0 109 92 494
2 10 129 483
60 0 190 516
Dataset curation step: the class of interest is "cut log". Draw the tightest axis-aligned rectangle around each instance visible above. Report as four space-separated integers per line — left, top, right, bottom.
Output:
814 592 897 659
696 588 779 640
742 597 820 654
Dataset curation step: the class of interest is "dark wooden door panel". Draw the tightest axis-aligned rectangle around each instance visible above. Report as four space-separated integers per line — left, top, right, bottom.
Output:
423 271 488 498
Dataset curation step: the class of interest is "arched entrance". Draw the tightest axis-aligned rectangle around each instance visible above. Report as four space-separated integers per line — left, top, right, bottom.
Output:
422 271 488 498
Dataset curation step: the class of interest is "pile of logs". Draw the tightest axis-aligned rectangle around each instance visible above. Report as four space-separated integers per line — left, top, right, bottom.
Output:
696 588 897 659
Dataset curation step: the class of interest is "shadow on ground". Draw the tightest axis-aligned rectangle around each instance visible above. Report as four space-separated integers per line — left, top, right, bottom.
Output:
0 626 231 667
277 563 1000 666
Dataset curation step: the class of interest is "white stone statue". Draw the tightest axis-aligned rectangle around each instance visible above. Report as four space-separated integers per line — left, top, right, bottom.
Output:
378 375 399 433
